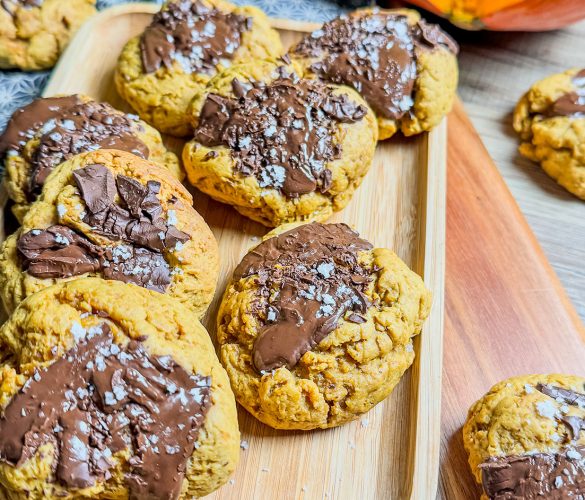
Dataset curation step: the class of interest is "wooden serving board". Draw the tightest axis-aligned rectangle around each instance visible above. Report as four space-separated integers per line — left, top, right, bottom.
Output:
440 100 585 499
0 3 446 499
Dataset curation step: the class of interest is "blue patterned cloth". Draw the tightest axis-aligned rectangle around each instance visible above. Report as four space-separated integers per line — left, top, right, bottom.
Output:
0 0 349 133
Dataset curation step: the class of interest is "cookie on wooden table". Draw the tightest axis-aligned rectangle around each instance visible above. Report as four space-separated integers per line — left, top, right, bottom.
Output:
514 68 585 200
0 278 239 499
0 149 219 316
0 0 96 70
289 8 459 140
183 59 378 227
0 94 181 222
463 374 585 499
216 222 431 430
115 0 283 137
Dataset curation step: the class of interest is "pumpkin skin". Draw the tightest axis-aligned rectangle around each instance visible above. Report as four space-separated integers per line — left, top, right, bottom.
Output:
405 0 585 31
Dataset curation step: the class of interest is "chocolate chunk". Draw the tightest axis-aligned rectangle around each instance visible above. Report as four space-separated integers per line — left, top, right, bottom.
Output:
479 446 585 499
0 324 212 499
17 225 101 279
140 0 250 74
28 101 149 198
73 164 189 253
17 164 190 293
292 12 458 120
233 222 373 372
537 383 585 408
73 163 117 214
413 19 459 54
193 71 366 197
546 70 585 117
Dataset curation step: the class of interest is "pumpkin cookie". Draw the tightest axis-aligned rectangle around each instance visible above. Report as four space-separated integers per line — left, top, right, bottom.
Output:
0 0 96 70
183 60 378 227
0 277 239 499
514 68 585 200
0 94 181 223
0 149 218 316
216 222 431 430
289 8 459 140
463 374 585 499
115 0 282 137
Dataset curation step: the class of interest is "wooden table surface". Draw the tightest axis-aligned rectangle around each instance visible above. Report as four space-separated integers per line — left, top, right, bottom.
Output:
455 20 585 321
437 19 585 499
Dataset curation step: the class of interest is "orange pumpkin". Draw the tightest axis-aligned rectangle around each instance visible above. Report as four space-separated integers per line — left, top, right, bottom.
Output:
405 0 585 30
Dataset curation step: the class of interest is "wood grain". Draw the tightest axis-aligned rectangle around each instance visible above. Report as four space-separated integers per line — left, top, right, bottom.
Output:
439 99 585 499
15 5 446 499
455 22 585 321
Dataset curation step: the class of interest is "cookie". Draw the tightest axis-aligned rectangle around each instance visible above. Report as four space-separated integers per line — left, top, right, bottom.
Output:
0 277 239 499
0 0 96 70
183 59 378 227
0 149 219 317
0 94 181 223
513 68 585 200
463 374 585 499
216 222 431 430
289 8 459 140
114 0 283 137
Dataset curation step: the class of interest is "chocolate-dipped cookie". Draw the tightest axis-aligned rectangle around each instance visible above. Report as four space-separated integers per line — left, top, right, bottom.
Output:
114 0 282 136
216 222 431 429
0 277 239 499
0 94 181 222
183 59 378 227
289 8 459 140
463 374 585 499
0 149 219 316
514 68 585 200
0 0 96 70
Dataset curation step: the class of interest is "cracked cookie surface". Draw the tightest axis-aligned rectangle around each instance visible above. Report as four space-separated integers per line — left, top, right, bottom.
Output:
289 8 458 140
0 0 96 70
114 0 283 136
216 222 431 430
0 278 239 499
183 59 378 227
0 149 218 317
463 374 585 499
514 68 585 200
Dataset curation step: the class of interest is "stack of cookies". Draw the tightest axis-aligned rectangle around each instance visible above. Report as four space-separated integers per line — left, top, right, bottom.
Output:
0 0 455 497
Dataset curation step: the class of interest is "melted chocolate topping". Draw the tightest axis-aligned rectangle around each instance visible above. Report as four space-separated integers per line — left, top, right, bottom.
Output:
0 95 150 199
479 383 585 499
0 96 81 158
194 72 367 197
28 101 149 198
73 164 189 252
17 164 189 293
233 222 373 372
537 384 585 440
548 69 585 117
480 447 585 499
292 12 458 120
0 324 212 499
140 0 251 74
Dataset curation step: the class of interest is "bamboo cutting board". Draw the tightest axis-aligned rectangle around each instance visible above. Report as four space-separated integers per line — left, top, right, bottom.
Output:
1 3 446 499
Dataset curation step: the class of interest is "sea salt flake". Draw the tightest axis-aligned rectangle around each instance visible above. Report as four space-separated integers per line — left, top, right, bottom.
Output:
536 400 558 419
70 322 86 341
